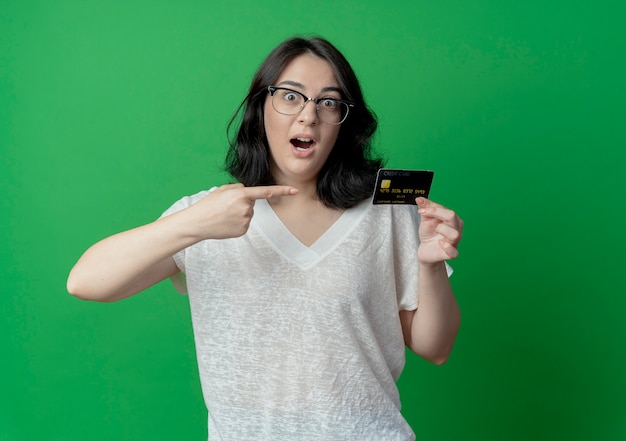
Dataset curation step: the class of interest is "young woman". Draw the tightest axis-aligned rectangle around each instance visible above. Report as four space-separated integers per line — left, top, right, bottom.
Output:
68 36 463 441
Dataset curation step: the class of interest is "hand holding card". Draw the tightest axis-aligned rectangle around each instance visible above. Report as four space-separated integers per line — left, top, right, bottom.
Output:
372 169 434 205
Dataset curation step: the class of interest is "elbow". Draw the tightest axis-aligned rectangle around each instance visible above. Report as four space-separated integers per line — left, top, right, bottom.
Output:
405 336 457 365
432 358 448 366
66 271 80 297
420 344 454 366
428 351 452 366
427 310 461 366
67 271 131 303
66 273 92 301
409 325 459 366
66 270 108 302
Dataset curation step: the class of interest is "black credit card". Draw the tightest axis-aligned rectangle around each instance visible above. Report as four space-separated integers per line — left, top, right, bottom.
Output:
372 169 434 205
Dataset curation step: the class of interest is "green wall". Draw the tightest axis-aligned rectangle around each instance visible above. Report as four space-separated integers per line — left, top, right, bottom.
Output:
2 1 625 440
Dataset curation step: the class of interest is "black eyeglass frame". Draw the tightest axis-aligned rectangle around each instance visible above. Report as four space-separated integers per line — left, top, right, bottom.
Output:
267 86 355 125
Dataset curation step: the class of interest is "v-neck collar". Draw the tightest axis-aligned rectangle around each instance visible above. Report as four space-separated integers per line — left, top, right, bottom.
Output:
252 198 370 270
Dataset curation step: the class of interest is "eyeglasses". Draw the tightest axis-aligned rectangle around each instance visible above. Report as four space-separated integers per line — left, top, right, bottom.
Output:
267 86 354 125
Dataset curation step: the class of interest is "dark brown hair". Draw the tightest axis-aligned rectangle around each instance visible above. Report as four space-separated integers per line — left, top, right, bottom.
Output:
225 36 383 209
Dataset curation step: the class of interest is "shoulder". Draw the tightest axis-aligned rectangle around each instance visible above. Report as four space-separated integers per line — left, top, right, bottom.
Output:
353 198 420 223
388 204 421 241
368 202 420 228
349 200 420 242
391 203 420 224
160 187 219 218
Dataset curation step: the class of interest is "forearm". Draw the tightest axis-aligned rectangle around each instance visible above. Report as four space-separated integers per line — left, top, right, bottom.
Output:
403 261 461 364
67 212 197 302
67 184 300 302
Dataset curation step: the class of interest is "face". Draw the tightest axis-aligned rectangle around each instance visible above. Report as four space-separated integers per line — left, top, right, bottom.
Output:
264 53 342 186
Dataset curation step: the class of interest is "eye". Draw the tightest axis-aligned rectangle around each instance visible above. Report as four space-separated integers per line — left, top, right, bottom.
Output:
320 99 339 110
281 91 300 103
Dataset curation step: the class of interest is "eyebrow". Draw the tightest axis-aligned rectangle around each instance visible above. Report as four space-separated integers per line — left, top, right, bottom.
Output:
277 80 343 96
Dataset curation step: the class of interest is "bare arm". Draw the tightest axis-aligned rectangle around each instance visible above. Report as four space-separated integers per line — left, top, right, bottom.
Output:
400 197 463 365
400 262 461 365
67 215 191 302
67 184 299 302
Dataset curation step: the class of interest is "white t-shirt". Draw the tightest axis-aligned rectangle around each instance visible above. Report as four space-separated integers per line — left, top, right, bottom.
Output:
162 191 425 441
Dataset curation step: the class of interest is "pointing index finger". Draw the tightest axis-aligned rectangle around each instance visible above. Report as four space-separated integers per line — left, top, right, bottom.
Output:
243 185 299 200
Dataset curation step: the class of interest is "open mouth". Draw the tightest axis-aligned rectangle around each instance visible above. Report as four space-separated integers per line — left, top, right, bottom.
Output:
291 137 315 151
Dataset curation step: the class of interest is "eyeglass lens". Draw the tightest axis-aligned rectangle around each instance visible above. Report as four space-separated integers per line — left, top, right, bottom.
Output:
271 88 349 124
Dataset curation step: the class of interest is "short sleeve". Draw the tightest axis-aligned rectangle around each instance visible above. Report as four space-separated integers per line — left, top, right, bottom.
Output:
391 206 421 311
158 188 216 293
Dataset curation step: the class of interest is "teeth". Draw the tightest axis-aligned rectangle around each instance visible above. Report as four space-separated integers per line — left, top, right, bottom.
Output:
292 137 314 151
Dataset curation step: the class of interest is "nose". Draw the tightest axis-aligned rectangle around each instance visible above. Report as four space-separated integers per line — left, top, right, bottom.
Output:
298 99 319 125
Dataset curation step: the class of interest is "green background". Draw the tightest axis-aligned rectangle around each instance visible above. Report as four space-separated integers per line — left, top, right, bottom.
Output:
1 0 625 440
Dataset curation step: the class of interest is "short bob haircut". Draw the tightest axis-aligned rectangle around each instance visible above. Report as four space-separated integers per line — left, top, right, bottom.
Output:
225 36 384 209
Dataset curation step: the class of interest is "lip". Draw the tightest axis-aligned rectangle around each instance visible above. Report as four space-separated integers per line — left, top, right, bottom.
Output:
290 133 318 158
291 133 318 144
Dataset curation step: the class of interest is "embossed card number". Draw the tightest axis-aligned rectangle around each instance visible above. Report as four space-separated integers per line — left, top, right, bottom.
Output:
372 169 434 205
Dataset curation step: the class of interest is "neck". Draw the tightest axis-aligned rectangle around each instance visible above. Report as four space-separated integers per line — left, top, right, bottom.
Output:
272 173 319 202
268 175 327 211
